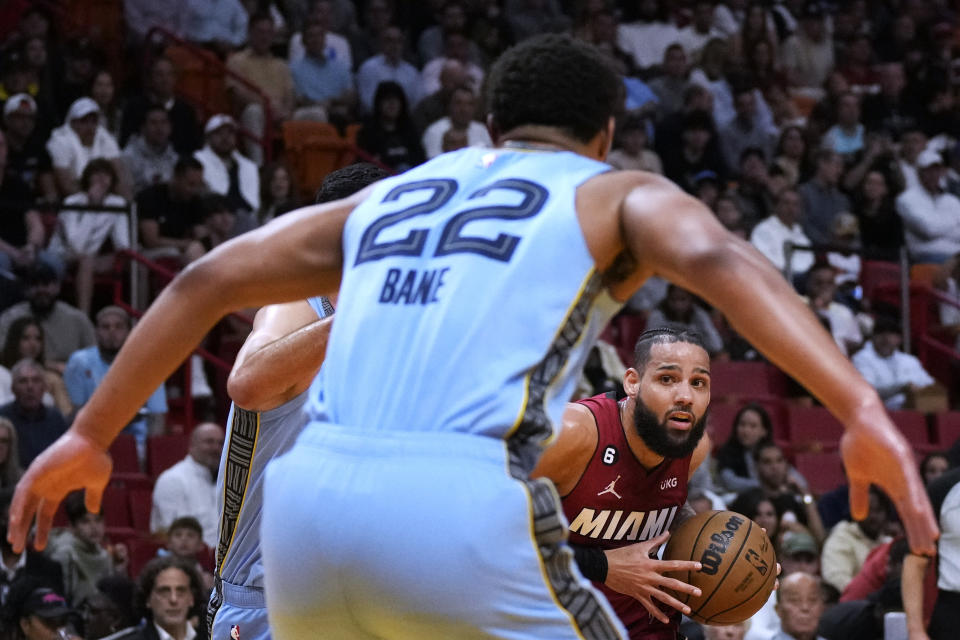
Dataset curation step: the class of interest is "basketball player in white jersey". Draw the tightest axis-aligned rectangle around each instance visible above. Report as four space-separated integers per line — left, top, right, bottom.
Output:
10 34 937 639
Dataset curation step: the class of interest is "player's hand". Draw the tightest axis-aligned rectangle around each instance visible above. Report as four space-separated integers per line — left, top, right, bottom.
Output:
7 431 112 553
602 531 702 624
840 412 939 556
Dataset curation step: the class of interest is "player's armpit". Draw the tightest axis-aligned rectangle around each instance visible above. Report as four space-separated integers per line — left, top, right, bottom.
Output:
530 402 598 496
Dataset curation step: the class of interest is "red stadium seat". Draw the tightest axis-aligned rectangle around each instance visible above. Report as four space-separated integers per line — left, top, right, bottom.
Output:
707 403 739 448
109 434 140 473
709 362 790 399
147 434 188 479
860 260 901 307
787 406 843 450
127 537 164 578
129 487 154 533
101 484 131 529
794 451 846 496
933 412 960 448
888 410 934 452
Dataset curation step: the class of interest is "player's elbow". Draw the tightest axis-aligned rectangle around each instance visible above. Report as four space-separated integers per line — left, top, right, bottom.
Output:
226 367 265 410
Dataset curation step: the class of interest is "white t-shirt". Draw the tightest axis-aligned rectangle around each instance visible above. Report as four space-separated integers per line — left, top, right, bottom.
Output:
49 193 130 257
46 124 121 180
421 118 493 159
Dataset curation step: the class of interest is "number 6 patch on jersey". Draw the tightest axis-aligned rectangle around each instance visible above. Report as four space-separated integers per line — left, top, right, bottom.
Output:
602 446 619 465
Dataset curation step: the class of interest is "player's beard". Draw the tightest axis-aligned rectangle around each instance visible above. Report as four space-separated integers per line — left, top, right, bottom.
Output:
632 397 708 459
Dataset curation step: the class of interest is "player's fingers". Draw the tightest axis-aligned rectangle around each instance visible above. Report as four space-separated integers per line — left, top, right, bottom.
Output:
656 559 703 574
33 498 58 551
85 485 104 516
656 576 702 598
641 530 670 550
638 596 674 623
848 479 870 522
7 486 39 554
901 504 939 557
649 588 693 617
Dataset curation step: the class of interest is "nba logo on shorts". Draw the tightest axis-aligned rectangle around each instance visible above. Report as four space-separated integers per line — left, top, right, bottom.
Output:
230 626 240 639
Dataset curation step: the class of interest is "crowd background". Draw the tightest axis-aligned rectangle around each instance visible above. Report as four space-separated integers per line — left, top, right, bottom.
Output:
0 0 957 639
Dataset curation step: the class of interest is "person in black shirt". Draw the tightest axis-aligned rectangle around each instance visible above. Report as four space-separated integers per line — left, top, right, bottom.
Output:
119 58 201 156
2 94 57 203
357 81 424 172
134 157 206 264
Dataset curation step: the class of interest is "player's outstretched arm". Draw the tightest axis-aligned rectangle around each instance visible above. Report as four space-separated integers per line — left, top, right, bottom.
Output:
7 192 367 553
227 301 334 411
902 552 931 640
618 174 938 556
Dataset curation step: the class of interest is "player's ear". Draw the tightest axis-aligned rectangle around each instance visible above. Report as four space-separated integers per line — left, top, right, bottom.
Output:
622 367 641 396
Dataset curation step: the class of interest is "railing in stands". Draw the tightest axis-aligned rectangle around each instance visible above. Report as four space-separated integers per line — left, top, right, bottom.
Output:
112 249 253 433
144 26 276 165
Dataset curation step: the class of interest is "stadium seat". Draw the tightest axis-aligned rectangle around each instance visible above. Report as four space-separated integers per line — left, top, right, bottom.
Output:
147 434 188 479
282 121 356 200
707 402 738 448
101 484 131 529
888 410 934 452
787 406 843 450
108 433 140 473
794 451 845 496
860 260 901 307
127 537 164 578
129 487 153 532
709 362 790 399
933 411 960 448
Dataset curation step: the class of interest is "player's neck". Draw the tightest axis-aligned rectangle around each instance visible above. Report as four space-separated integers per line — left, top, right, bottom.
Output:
618 398 665 471
498 125 587 155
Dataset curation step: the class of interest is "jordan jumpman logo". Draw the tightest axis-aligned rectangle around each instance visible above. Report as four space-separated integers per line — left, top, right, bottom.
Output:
597 475 622 499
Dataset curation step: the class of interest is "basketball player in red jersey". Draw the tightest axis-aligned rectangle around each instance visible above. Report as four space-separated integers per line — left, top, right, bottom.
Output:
534 328 712 640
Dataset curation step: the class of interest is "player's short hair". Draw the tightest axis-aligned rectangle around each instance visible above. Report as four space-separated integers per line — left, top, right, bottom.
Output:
631 328 707 372
168 516 203 536
486 34 621 144
315 163 389 203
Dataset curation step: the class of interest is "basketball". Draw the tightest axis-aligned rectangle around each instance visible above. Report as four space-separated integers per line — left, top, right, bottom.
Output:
663 510 777 625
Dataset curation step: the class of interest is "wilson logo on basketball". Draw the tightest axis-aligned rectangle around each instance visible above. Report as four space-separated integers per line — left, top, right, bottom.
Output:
660 477 678 490
699 514 745 575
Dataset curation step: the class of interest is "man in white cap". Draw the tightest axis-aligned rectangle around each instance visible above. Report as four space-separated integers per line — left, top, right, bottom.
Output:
3 94 58 202
895 148 960 263
45 97 128 198
193 114 260 215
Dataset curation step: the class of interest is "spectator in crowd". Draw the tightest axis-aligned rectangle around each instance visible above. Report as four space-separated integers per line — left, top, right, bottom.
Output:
0 358 67 467
194 114 260 216
714 193 745 236
645 284 725 356
772 126 809 189
122 0 183 43
821 487 893 594
417 2 476 66
505 0 569 43
48 492 127 607
119 57 201 155
731 147 775 231
64 306 166 456
852 169 903 260
46 97 127 199
181 0 248 52
822 93 865 160
771 573 826 640
895 149 960 264
606 114 662 173
750 188 815 279
894 127 927 193
679 0 725 63
106 557 206 640
160 516 214 592
802 263 862 357
903 466 960 640
780 1 834 93
661 109 728 194
1 317 72 416
616 0 680 73
0 129 57 278
421 31 484 97
357 81 425 172
53 38 101 122
754 441 825 543
920 452 950 487
577 8 636 78
704 622 749 640
10 585 79 640
412 58 469 133
824 213 862 293
3 93 57 202
288 0 355 70
936 253 960 352
357 26 421 115
90 70 122 141
80 575 138 640
421 86 491 159
258 162 299 225
716 404 776 494
0 263 95 369
290 20 356 124
150 422 224 548
0 418 22 490
798 149 850 246
852 316 937 410
135 156 206 264
861 62 919 139
349 0 395 66
196 194 239 253
226 12 295 165
0 493 64 607
121 106 178 194
47 158 130 316
719 86 778 173
647 44 690 120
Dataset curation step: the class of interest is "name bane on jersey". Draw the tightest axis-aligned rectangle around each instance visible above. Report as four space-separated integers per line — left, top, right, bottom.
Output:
379 267 450 305
569 506 678 541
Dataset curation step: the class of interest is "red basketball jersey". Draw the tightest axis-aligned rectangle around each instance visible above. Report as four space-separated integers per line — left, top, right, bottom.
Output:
562 393 692 640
